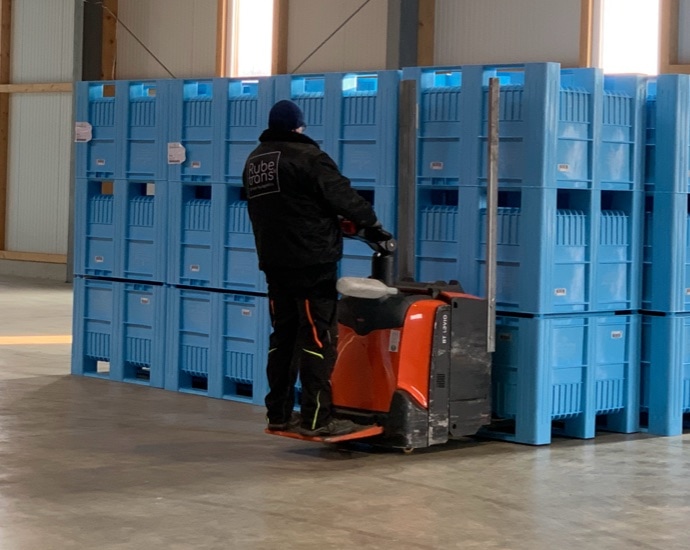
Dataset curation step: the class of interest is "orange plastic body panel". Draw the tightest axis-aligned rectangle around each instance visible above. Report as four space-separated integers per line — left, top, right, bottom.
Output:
332 299 445 412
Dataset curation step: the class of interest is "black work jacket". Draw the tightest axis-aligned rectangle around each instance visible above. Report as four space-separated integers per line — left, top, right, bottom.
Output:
242 129 377 271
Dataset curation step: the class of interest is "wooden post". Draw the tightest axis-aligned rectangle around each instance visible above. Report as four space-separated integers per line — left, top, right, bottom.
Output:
659 0 690 74
102 0 118 80
0 0 11 252
272 0 288 75
216 0 228 76
417 0 435 67
579 0 593 67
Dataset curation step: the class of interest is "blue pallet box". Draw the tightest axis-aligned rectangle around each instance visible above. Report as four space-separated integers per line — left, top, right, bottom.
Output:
488 312 640 445
167 181 225 288
640 313 690 436
72 278 166 387
642 192 690 312
456 186 642 314
220 77 275 185
75 81 119 179
74 179 117 278
167 79 224 183
273 71 400 188
645 74 690 193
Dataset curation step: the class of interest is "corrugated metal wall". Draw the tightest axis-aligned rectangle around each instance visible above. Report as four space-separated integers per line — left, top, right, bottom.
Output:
6 0 74 254
434 0 581 67
286 0 388 73
116 0 216 79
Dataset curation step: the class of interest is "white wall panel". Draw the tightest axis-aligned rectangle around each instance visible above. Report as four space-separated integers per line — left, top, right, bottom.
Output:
11 0 74 82
287 0 388 73
117 0 216 79
7 94 73 254
435 0 581 66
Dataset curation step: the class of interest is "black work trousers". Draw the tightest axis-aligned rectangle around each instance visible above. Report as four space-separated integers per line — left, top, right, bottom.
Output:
263 263 339 430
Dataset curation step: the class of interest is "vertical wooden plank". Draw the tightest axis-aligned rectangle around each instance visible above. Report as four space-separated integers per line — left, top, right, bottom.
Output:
660 0 681 73
101 0 118 80
579 0 593 67
216 0 228 76
0 0 11 251
417 0 435 66
272 0 288 74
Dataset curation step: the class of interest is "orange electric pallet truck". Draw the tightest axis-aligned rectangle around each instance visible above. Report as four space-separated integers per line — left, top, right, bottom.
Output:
265 230 492 452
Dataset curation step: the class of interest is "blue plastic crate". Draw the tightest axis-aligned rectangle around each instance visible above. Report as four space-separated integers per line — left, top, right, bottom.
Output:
72 277 118 378
219 186 266 293
644 75 690 193
72 278 167 387
166 287 217 395
167 79 223 183
274 71 400 187
415 187 460 283
640 313 690 436
340 187 397 278
167 182 224 288
642 192 690 312
121 181 169 282
457 186 642 314
74 179 169 282
216 292 270 405
600 75 646 191
403 63 645 191
122 81 169 180
220 77 274 185
75 82 119 179
487 312 640 445
74 179 117 278
118 282 167 387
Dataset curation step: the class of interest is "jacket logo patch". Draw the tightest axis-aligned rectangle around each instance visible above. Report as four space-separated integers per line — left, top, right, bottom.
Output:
246 152 281 198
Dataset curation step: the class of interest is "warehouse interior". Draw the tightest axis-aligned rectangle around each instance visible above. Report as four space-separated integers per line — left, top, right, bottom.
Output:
2 1 690 548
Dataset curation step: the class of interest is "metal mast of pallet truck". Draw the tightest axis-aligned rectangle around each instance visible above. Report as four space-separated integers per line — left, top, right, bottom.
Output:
486 78 499 353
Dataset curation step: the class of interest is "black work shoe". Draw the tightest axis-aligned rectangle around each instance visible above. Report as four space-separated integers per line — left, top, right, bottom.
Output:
298 418 362 437
267 412 301 432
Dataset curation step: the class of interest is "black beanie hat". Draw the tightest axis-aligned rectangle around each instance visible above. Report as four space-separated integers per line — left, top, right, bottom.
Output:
268 100 306 131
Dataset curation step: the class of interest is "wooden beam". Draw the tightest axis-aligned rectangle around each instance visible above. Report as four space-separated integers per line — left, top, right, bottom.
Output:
272 0 288 75
0 83 72 93
579 0 593 67
0 0 10 251
659 0 688 74
216 0 228 76
0 250 67 264
101 0 117 79
417 0 435 67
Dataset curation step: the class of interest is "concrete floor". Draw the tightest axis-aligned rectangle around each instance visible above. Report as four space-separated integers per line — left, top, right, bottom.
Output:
1 274 690 549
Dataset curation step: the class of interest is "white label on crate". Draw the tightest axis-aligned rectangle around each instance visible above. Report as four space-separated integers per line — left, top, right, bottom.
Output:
558 164 570 172
499 333 512 342
74 122 93 142
189 264 200 272
610 330 623 339
96 159 106 166
389 330 401 352
94 256 104 263
140 297 150 305
167 142 186 164
191 161 201 169
430 161 444 171
241 309 252 317
554 288 567 296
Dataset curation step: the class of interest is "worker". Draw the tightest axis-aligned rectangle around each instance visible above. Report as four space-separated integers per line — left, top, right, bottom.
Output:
242 99 391 437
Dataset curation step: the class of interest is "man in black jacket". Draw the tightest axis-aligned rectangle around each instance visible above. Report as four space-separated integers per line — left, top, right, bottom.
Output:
243 99 388 437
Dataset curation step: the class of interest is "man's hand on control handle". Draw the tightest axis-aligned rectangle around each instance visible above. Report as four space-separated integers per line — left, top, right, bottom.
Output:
362 223 393 244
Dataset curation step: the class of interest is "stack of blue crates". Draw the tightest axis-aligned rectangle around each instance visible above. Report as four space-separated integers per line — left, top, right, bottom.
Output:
641 74 690 436
403 63 646 444
72 71 400 407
